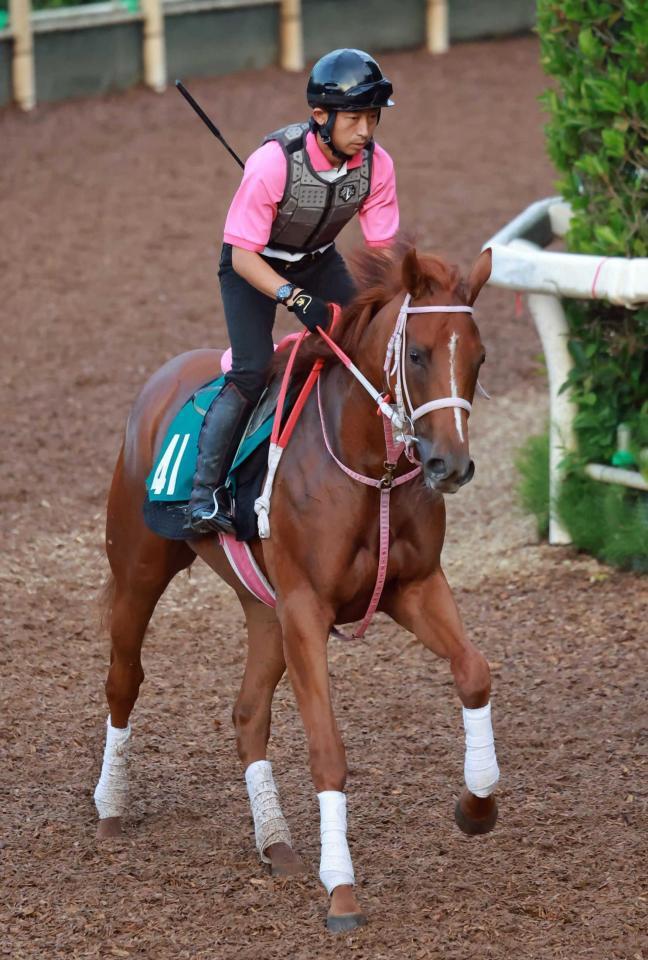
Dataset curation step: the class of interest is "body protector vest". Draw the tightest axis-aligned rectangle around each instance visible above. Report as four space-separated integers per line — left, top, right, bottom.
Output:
262 123 374 254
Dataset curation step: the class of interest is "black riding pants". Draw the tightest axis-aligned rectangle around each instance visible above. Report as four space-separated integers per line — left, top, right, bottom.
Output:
218 242 357 402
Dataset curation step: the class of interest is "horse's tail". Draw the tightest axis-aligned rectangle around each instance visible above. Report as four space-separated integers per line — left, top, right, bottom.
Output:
98 572 116 633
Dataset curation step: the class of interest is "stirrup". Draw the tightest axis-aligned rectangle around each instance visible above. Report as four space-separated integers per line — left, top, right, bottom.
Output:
185 487 236 536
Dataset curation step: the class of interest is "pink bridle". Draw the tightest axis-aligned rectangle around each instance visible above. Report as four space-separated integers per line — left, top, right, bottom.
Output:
315 293 478 639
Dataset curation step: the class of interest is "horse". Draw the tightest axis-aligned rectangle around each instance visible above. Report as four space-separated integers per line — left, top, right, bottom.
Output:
95 244 499 932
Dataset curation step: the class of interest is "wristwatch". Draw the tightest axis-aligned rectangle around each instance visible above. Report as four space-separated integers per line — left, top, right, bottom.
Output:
275 282 296 305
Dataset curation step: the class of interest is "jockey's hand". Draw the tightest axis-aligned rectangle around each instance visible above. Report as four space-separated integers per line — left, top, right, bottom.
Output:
287 289 332 334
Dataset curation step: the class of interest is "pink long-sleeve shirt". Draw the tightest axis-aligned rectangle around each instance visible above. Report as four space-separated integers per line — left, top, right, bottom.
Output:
223 130 398 254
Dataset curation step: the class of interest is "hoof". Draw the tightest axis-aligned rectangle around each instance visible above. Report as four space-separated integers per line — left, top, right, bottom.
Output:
454 789 498 836
265 842 308 878
96 816 122 839
327 884 365 933
326 913 367 934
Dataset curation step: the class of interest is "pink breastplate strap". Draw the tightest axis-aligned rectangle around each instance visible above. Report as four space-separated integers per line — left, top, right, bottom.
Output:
317 378 421 639
219 533 276 607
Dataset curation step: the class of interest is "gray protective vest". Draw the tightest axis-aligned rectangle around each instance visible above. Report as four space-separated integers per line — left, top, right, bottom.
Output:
262 122 374 253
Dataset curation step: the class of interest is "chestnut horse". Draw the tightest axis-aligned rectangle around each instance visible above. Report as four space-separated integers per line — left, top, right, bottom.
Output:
95 245 500 932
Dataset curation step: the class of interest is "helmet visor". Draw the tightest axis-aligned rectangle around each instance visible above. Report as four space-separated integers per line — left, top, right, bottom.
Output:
319 77 394 109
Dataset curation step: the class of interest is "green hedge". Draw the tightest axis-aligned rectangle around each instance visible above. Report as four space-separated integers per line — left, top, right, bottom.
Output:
516 432 551 538
538 0 648 258
517 430 648 570
32 0 99 7
0 0 135 10
529 1 648 566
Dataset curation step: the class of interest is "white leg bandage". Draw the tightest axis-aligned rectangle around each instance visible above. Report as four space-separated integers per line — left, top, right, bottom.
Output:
318 790 355 895
462 702 500 798
94 718 131 819
245 760 292 863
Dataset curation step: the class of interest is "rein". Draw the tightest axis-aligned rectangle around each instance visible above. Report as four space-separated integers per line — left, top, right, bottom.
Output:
254 293 477 638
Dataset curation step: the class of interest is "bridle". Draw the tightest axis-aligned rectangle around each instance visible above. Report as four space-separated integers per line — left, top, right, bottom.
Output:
317 292 485 455
383 293 479 452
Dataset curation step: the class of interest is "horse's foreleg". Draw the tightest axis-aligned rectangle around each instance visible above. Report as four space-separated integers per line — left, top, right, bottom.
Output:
386 569 500 835
280 593 366 932
234 600 305 877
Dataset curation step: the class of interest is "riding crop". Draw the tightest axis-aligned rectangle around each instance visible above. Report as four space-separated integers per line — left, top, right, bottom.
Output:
175 80 245 169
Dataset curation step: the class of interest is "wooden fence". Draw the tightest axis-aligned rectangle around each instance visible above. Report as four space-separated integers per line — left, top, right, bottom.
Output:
0 0 536 109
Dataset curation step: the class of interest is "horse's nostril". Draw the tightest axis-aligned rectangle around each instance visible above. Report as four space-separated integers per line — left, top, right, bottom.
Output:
425 458 448 479
459 460 475 486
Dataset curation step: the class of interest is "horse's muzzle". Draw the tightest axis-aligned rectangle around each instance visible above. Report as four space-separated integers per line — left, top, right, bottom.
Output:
419 441 475 494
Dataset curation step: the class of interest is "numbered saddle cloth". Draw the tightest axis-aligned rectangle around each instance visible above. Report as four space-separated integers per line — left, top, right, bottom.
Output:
143 376 280 542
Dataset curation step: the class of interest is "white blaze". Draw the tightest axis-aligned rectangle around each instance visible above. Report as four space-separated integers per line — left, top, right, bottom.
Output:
448 332 464 441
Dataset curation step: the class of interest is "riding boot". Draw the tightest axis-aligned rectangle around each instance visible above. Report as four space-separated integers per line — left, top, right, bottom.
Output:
185 381 253 535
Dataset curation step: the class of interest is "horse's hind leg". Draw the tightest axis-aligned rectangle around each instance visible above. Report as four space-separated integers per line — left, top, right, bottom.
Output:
385 568 500 836
189 537 305 876
95 525 194 839
233 599 306 877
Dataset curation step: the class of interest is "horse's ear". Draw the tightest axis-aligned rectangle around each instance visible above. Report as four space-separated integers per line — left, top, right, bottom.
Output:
466 248 492 305
402 248 424 298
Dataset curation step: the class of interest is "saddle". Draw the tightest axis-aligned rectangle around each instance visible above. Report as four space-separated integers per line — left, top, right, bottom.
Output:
143 362 289 543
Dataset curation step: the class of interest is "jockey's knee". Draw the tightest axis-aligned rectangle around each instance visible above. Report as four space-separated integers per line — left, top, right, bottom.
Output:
225 370 266 405
452 648 491 709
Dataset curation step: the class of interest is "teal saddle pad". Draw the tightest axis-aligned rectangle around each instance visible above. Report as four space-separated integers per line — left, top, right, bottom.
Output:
146 376 273 503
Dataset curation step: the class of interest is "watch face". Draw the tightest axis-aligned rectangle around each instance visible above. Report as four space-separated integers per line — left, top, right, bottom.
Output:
277 283 294 302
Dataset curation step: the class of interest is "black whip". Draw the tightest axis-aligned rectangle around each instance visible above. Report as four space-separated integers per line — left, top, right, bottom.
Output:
175 80 245 170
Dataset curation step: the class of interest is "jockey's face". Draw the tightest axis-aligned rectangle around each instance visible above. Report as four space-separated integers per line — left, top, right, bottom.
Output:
312 107 380 158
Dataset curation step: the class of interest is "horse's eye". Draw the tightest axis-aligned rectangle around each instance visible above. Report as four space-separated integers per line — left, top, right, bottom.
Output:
409 349 423 365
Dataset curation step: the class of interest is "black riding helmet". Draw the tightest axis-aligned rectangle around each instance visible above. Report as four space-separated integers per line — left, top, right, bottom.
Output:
307 49 394 160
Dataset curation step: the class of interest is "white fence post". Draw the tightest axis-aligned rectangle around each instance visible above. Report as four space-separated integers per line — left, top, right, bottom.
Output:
485 197 648 547
426 0 448 54
9 0 35 110
280 0 303 72
141 0 166 93
526 292 576 545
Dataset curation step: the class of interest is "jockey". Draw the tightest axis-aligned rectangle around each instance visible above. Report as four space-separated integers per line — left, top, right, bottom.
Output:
186 48 399 534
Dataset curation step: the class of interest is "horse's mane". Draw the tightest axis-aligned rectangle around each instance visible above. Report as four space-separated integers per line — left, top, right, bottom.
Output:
270 238 468 387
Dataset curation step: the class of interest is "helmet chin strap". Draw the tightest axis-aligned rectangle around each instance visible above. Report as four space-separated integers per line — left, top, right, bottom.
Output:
309 113 361 164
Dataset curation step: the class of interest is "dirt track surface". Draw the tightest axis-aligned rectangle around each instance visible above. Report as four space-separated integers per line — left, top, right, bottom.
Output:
1 36 646 960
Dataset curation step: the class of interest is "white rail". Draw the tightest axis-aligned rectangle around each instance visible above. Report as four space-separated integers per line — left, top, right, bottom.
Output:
484 198 648 545
585 464 648 493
